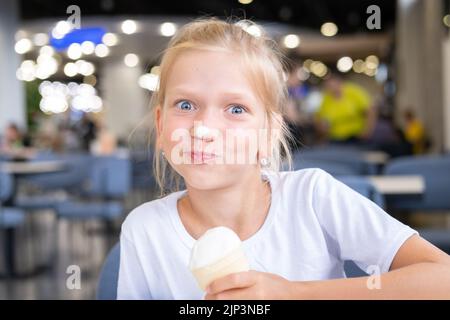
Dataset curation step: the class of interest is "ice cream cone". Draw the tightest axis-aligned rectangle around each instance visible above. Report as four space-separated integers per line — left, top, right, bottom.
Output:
189 227 250 291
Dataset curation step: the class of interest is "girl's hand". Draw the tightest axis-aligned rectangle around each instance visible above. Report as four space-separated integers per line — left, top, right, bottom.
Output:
204 271 301 300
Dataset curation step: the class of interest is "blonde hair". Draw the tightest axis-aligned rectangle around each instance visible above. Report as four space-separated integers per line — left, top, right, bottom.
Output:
150 17 294 196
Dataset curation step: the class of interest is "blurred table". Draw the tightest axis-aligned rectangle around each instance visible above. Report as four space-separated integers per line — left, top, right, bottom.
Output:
363 151 389 165
0 148 37 162
0 160 67 206
0 160 66 176
0 160 67 278
368 175 425 195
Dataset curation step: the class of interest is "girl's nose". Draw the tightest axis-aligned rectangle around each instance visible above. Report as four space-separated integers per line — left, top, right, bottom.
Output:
190 108 220 141
194 125 210 138
190 124 216 142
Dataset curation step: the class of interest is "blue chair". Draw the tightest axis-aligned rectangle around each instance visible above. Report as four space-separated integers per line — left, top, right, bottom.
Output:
97 242 120 300
384 155 450 211
291 159 360 176
54 155 130 270
15 153 92 210
129 150 157 206
293 146 377 175
0 171 26 228
0 171 26 276
23 152 91 191
56 155 131 222
84 155 131 199
383 155 450 252
12 154 93 267
343 261 369 278
130 150 156 190
56 202 123 220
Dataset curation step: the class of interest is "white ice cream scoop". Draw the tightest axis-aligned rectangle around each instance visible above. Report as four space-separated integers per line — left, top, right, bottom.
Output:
189 226 250 291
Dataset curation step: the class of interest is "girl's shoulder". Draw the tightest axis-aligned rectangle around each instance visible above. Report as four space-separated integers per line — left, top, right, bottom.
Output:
264 168 336 214
268 168 332 194
121 190 185 240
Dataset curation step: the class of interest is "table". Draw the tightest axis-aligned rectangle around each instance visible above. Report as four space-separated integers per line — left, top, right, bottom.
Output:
363 151 390 165
0 160 67 278
0 160 67 176
368 175 425 195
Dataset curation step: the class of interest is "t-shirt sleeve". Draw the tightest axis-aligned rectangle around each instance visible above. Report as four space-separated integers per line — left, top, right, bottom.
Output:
117 232 153 300
311 169 418 274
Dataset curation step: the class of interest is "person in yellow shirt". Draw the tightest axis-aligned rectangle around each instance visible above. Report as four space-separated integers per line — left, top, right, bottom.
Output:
403 109 426 154
315 73 376 143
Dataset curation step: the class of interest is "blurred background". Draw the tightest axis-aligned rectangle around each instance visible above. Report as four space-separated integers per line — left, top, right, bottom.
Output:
1 0 450 299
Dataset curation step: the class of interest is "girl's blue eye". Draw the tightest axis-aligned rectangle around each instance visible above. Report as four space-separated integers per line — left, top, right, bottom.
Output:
228 105 246 115
176 100 194 111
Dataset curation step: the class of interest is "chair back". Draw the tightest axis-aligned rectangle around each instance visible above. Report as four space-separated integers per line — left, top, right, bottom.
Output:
97 242 120 300
0 171 13 202
383 155 450 210
87 155 131 198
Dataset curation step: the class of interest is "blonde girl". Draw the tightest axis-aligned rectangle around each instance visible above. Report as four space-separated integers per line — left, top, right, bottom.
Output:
117 18 450 300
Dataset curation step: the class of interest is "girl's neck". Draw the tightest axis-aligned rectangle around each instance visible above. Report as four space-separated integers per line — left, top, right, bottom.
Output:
177 169 272 241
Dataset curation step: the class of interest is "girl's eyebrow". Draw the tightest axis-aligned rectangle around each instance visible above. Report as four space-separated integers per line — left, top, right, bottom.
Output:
168 86 255 102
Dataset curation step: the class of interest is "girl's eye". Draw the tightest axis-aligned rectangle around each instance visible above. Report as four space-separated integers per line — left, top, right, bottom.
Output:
228 105 247 115
175 100 194 111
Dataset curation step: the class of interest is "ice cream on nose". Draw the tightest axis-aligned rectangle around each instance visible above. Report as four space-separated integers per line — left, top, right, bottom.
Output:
189 226 250 291
194 125 210 138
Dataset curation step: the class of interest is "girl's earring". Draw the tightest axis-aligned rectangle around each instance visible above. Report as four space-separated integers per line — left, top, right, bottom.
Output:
161 150 165 158
260 157 271 168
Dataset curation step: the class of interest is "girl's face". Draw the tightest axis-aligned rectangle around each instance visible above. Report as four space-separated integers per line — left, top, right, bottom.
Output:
156 49 270 190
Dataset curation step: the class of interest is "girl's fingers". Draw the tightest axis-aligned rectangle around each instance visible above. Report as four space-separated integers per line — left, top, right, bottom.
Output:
205 288 253 300
206 271 256 295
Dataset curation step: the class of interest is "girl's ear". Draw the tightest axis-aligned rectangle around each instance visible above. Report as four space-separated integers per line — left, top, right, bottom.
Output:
155 105 163 149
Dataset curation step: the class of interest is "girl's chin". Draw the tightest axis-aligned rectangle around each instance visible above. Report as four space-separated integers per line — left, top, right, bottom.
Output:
180 168 230 188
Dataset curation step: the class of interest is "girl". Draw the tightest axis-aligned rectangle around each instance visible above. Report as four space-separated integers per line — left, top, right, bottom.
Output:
117 18 450 299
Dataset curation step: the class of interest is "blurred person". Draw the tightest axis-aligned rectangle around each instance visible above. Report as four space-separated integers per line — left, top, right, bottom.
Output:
1 123 23 150
75 113 98 152
32 115 62 151
117 18 450 300
367 113 413 157
283 63 321 150
51 123 81 152
403 108 427 154
91 123 117 155
0 123 34 159
315 72 376 144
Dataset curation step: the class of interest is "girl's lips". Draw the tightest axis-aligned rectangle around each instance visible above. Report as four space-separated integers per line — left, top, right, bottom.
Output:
184 151 218 163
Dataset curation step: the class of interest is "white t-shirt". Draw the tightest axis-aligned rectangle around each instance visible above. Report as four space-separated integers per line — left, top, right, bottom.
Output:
117 169 417 300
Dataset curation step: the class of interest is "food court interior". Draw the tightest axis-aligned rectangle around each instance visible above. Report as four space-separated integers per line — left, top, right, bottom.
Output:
1 0 450 299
